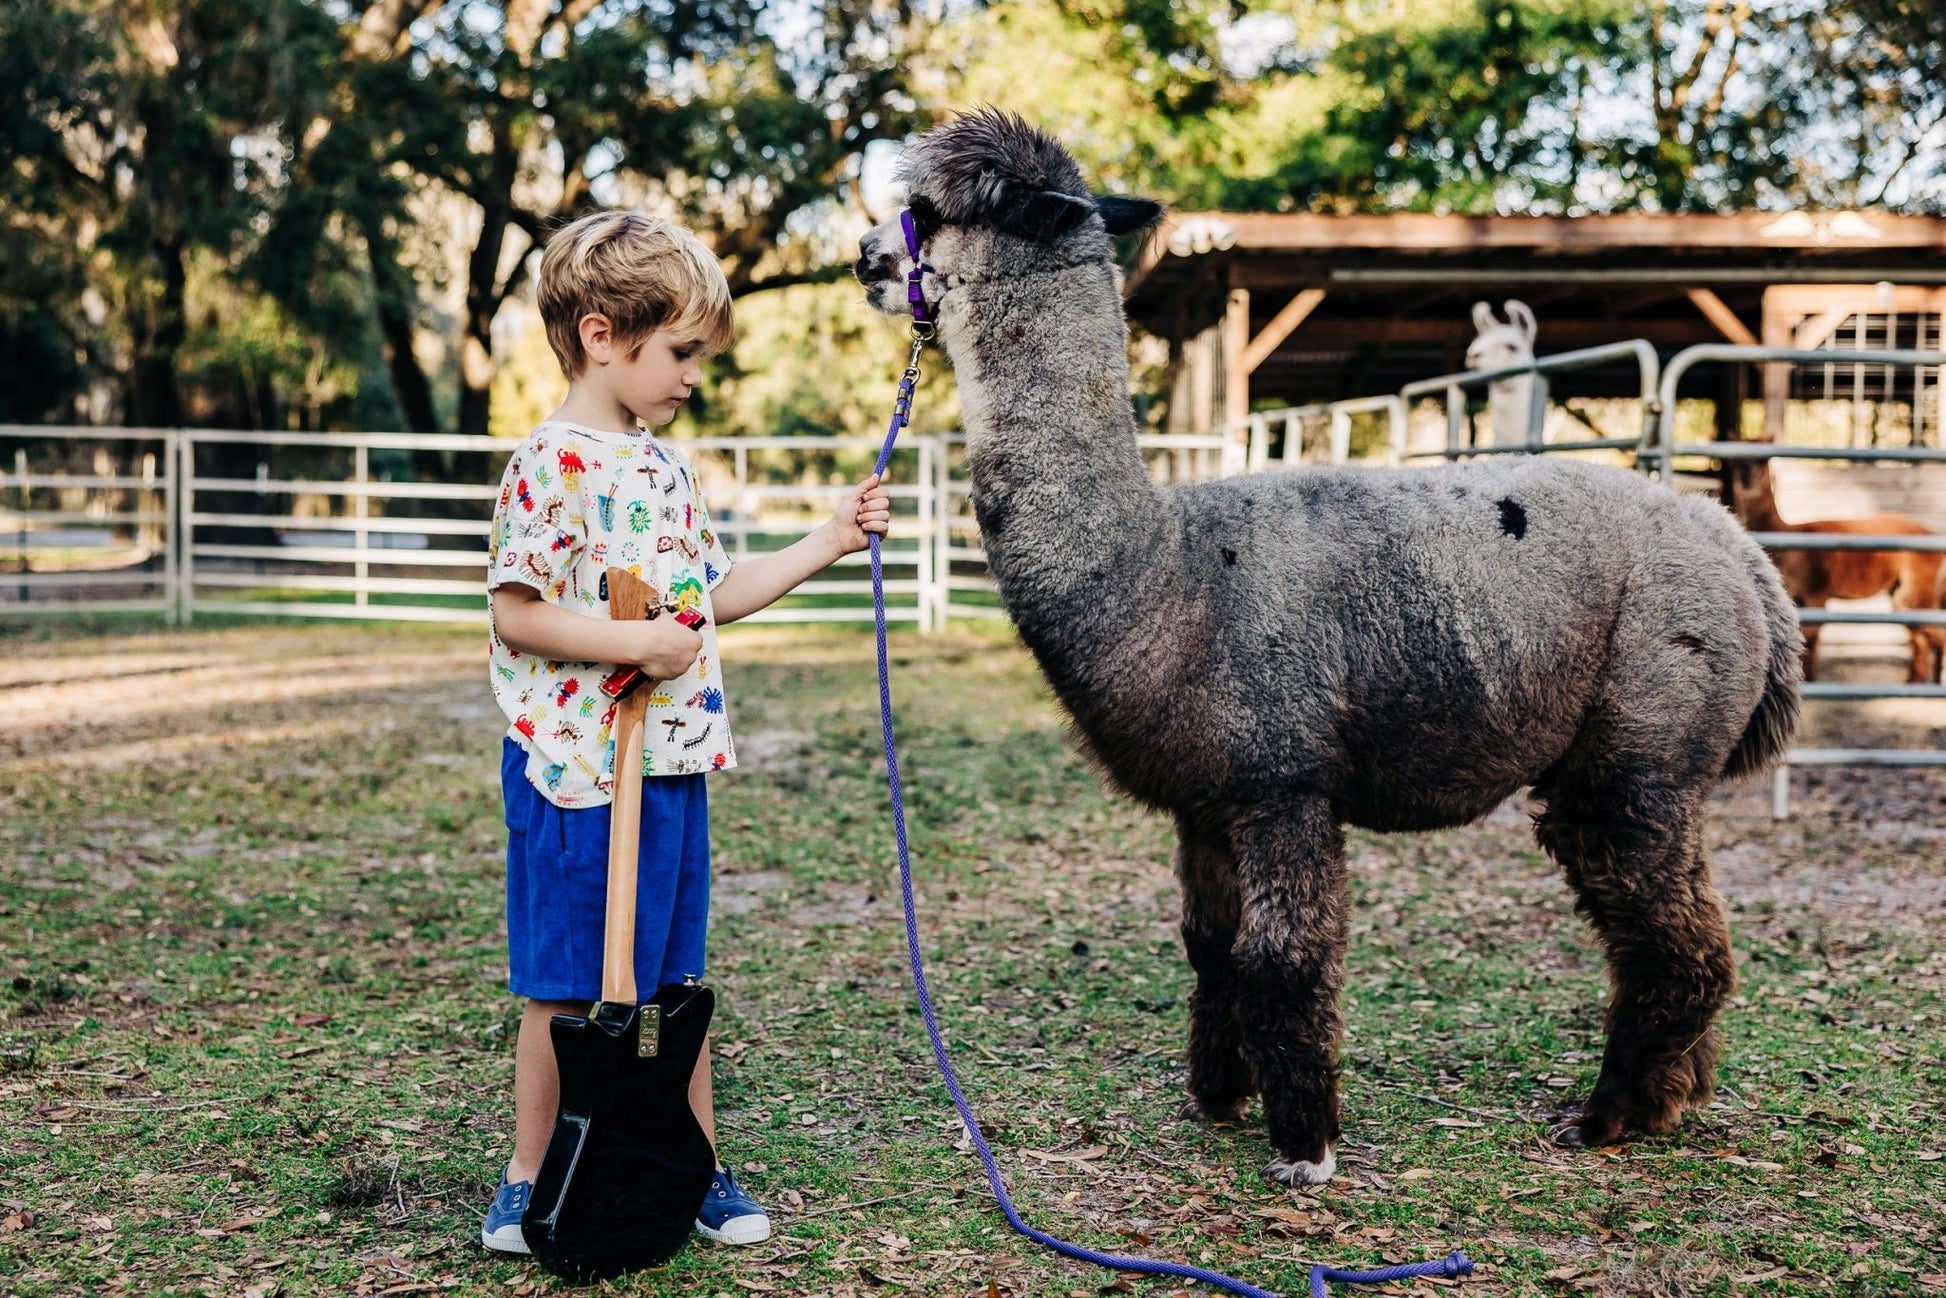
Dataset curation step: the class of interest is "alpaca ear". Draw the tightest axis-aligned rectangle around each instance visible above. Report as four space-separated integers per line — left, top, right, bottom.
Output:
1472 301 1497 333
1011 189 1097 238
1508 300 1537 342
1095 194 1165 235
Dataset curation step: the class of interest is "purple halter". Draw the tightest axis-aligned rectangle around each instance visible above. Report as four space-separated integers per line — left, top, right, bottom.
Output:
899 207 936 322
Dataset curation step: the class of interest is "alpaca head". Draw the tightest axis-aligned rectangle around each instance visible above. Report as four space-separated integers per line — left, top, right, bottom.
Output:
1465 300 1538 372
853 109 1163 319
1720 457 1777 519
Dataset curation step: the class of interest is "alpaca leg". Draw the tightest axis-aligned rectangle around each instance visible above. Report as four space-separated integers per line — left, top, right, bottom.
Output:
1174 821 1254 1122
1533 793 1735 1148
1905 627 1939 685
1225 797 1349 1185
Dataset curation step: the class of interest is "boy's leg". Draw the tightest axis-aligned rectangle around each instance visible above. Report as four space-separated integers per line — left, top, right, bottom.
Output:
509 998 585 1184
689 1033 718 1162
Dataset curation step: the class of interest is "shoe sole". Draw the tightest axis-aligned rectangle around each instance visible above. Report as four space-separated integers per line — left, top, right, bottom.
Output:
695 1215 771 1245
480 1224 531 1255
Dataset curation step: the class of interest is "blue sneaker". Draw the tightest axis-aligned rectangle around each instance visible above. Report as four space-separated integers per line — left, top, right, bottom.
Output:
480 1176 531 1254
694 1166 770 1244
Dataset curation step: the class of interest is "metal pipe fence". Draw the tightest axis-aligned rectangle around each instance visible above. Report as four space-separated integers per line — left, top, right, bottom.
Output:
1399 339 1662 461
1652 344 1946 813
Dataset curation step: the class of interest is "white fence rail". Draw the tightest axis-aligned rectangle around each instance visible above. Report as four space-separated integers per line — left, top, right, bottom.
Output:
1 426 1235 630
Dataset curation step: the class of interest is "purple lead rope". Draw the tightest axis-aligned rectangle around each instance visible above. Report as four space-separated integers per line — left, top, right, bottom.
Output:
863 212 1472 1298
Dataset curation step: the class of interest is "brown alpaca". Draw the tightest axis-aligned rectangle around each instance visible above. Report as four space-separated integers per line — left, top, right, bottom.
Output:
1722 460 1946 684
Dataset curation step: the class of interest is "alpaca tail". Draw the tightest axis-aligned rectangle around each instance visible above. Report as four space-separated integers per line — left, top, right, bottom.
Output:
1722 540 1804 781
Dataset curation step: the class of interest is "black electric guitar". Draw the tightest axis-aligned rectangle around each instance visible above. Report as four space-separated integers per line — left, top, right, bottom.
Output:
521 567 717 1281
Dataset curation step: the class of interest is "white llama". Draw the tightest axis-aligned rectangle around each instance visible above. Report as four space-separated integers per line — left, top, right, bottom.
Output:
1465 300 1539 448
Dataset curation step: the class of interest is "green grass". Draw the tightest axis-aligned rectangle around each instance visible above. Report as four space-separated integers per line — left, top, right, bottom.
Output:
1 621 1941 1297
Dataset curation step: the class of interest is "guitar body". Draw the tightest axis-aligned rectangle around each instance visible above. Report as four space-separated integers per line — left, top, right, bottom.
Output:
522 981 716 1280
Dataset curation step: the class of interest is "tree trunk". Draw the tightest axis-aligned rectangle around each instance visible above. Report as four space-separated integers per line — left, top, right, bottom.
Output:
127 239 188 429
457 131 519 437
361 215 441 434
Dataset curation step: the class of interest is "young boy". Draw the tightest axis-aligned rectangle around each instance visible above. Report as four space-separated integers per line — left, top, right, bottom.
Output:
481 210 891 1253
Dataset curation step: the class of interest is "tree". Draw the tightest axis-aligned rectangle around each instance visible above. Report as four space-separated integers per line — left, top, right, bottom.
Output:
0 0 356 427
320 0 932 436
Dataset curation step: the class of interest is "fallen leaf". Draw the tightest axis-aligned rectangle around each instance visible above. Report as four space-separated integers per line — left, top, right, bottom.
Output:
1 1211 32 1231
1734 1267 1788 1283
1396 1168 1436 1181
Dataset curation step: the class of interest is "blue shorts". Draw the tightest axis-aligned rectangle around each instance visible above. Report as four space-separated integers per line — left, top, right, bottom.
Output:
502 736 711 1002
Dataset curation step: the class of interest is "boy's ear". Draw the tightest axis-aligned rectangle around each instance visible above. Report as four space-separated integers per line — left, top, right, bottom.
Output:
578 312 614 363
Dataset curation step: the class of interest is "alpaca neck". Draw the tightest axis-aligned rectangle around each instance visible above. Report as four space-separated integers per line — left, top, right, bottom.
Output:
1732 469 1787 530
940 259 1176 660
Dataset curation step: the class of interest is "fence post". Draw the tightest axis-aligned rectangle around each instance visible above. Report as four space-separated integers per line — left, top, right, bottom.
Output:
178 432 195 626
162 435 179 627
917 438 936 633
734 445 750 563
354 442 370 609
10 448 26 607
1526 374 1551 449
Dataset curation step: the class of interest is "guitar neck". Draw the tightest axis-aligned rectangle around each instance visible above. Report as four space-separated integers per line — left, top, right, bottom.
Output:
602 566 658 1007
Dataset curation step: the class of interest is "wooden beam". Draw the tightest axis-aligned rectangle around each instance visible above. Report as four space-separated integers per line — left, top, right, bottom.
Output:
1240 288 1325 374
1685 288 1758 345
1222 288 1251 430
1150 212 1946 253
1794 307 1855 351
1762 283 1946 315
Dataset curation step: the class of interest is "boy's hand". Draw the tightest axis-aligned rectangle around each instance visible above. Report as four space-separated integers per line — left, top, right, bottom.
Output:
634 615 704 681
829 473 893 555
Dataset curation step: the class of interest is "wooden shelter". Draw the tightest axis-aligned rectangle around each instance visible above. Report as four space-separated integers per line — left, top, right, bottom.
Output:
1121 212 1946 436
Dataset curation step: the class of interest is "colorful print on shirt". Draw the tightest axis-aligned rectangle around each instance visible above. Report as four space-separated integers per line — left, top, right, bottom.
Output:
487 423 737 808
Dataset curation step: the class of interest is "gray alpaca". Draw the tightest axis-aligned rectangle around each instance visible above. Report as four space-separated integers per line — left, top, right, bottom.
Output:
856 111 1802 1185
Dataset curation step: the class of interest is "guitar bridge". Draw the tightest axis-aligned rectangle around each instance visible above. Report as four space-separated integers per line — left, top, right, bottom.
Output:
638 1004 661 1058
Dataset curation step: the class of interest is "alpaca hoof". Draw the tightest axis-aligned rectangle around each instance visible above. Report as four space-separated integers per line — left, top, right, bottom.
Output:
1550 1111 1623 1149
1179 1096 1248 1124
1265 1146 1336 1186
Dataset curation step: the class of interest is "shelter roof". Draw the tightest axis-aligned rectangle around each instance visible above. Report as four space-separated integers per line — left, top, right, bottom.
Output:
1122 212 1946 407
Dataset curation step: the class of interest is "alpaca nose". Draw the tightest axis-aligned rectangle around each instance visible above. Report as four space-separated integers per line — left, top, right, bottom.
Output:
853 249 899 286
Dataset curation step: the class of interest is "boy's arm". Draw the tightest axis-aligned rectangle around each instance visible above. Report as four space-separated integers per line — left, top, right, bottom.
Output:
710 474 891 624
492 583 703 680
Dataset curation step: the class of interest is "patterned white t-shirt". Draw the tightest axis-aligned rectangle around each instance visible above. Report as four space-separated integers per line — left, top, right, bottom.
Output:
487 421 736 807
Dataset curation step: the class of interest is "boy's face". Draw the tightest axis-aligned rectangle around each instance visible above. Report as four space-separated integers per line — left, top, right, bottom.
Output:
619 329 706 426
582 320 706 426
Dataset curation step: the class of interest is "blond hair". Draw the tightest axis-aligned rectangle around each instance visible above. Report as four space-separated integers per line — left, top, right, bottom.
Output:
537 211 734 378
